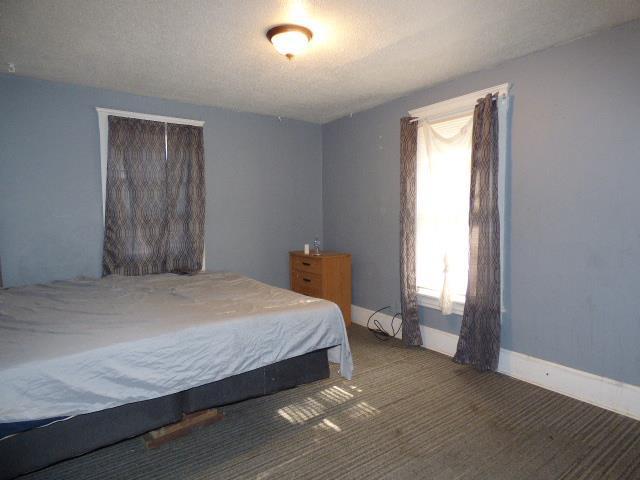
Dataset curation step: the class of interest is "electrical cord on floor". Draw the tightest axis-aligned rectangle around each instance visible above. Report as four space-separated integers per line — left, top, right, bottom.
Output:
367 306 403 341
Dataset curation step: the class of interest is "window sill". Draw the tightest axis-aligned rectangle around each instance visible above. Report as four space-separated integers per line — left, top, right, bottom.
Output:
417 291 465 316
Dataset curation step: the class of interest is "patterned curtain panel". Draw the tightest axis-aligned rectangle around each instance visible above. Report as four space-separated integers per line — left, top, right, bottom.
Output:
165 124 206 272
453 94 501 371
103 117 167 276
400 117 423 346
103 117 205 276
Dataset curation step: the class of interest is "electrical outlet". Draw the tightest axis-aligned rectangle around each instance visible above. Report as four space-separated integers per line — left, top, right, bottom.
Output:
8 63 16 73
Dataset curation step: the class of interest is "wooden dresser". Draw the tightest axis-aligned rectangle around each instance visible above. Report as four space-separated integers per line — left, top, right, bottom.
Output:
289 251 352 327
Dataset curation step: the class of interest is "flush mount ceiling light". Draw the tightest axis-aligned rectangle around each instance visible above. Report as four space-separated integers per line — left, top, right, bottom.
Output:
266 24 313 60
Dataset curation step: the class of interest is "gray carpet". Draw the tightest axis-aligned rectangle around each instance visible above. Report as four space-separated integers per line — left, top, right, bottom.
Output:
24 326 640 479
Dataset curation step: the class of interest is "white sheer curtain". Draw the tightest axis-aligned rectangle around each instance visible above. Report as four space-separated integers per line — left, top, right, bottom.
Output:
416 115 473 314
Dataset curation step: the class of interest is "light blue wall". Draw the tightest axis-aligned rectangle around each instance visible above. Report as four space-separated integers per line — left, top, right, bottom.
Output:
0 75 323 289
2 21 639 386
323 21 640 385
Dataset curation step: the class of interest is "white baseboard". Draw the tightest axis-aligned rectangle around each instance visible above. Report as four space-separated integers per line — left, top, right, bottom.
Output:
351 305 402 337
351 304 640 420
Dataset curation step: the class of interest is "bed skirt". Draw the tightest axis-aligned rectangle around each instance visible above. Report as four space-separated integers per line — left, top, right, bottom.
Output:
0 348 329 480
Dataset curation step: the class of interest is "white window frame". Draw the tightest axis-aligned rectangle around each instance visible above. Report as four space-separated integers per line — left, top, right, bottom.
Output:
408 83 509 316
96 108 206 269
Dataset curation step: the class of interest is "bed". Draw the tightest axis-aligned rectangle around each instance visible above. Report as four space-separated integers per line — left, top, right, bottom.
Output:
0 272 352 478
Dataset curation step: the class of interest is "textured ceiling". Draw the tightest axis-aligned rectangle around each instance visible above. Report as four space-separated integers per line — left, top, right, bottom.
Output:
1 0 639 123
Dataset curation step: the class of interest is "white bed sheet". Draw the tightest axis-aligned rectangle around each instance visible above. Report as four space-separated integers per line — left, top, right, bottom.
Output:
0 272 352 423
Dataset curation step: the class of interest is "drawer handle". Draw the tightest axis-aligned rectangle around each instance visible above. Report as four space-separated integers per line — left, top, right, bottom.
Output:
303 278 311 282
302 262 311 266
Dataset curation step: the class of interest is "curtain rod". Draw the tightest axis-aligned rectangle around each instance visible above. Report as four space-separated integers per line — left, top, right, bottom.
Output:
408 83 510 123
409 92 507 123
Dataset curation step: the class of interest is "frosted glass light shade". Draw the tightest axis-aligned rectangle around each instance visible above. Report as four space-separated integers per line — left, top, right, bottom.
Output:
267 25 313 59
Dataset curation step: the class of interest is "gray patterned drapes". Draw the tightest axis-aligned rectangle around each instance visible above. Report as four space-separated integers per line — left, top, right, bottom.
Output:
165 124 206 272
103 117 205 276
400 117 423 346
453 94 501 371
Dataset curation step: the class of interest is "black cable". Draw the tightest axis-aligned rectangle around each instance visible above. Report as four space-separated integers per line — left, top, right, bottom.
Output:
390 312 402 338
367 306 403 341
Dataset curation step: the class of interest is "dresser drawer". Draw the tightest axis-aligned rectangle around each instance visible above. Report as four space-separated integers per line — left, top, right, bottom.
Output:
289 250 352 327
292 270 323 297
292 255 323 275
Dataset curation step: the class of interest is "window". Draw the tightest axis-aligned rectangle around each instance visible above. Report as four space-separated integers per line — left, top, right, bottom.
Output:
96 108 207 273
96 108 205 221
410 84 508 315
416 114 472 314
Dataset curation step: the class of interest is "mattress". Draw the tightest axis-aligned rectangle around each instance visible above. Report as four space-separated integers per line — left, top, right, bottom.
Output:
0 272 352 424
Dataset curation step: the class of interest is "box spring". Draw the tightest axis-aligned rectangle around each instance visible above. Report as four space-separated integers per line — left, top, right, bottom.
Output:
0 348 329 479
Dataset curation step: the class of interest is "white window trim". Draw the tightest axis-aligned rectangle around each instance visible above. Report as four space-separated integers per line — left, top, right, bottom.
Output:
409 84 509 316
417 288 466 316
408 83 509 123
96 107 206 269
